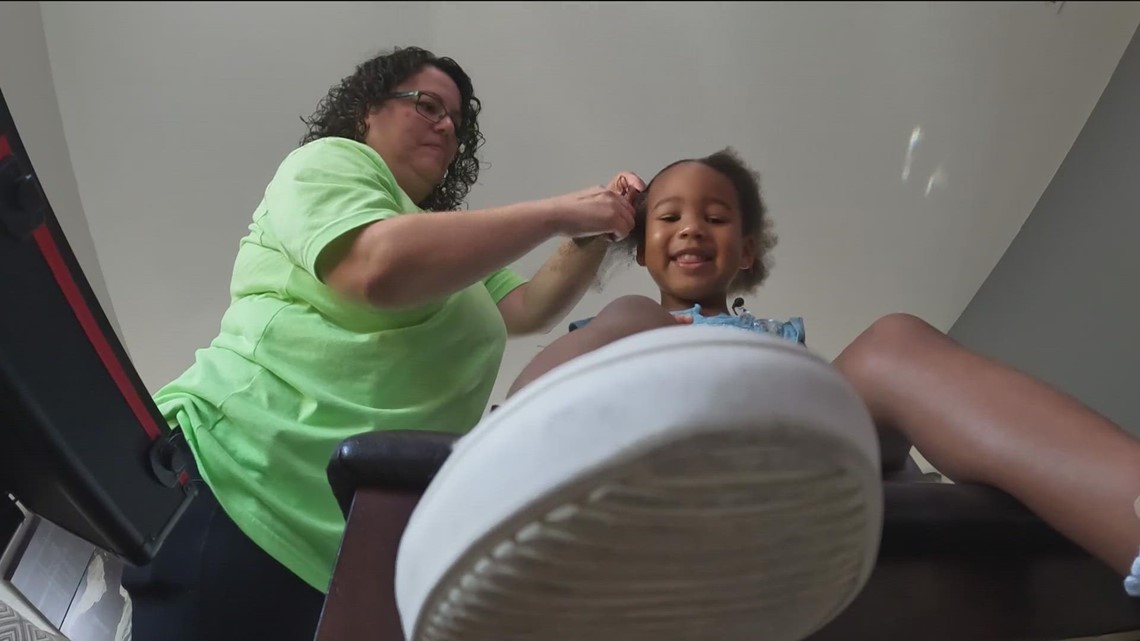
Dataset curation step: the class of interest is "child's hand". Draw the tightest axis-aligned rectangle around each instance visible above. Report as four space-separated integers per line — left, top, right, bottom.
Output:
673 315 693 325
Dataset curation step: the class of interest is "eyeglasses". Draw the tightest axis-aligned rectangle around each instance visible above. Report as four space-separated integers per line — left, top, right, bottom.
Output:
387 90 459 128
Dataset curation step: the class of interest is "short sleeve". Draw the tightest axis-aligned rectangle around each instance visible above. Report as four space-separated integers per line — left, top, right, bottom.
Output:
482 268 527 303
263 138 410 278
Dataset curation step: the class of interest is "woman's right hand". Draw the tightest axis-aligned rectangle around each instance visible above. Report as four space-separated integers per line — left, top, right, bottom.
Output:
546 179 640 241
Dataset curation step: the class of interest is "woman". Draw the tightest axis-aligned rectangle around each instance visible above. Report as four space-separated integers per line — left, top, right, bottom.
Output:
123 45 645 640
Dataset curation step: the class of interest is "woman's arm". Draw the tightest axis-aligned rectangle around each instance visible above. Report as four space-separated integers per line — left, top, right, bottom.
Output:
317 184 635 309
495 238 609 335
495 172 647 335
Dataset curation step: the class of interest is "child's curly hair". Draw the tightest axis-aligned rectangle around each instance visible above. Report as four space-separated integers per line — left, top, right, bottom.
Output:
609 147 777 293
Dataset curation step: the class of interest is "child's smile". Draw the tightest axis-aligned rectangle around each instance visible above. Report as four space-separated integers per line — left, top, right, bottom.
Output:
637 162 756 313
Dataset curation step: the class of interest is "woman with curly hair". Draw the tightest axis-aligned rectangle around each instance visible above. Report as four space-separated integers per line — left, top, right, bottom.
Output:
122 45 644 641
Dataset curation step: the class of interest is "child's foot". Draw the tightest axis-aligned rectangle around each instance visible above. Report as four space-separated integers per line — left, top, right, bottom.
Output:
397 326 884 641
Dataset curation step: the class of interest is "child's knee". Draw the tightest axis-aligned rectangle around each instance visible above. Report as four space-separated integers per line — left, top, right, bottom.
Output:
592 295 675 338
835 313 942 384
598 294 662 315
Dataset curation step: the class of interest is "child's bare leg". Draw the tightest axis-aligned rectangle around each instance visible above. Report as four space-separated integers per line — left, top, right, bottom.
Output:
835 313 1140 574
507 296 677 398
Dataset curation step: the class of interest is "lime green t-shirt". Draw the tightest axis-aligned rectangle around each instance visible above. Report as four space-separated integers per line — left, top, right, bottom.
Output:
153 137 526 592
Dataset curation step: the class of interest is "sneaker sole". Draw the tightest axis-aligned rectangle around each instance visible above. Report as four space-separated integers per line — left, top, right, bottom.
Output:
396 326 883 641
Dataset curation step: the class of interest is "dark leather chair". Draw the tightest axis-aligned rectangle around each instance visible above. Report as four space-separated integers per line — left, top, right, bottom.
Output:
315 430 1140 641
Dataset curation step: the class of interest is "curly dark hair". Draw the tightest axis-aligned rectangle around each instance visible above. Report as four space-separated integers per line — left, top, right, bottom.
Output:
300 46 484 212
609 147 777 293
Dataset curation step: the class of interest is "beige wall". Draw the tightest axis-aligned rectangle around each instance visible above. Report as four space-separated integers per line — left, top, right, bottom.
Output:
28 1 1140 407
0 0 122 343
951 25 1140 438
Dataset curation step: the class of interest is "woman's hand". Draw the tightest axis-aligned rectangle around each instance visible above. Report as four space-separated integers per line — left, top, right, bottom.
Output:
608 171 647 204
548 171 646 242
546 186 635 241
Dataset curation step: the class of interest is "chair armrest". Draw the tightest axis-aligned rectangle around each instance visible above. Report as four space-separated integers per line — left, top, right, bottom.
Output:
326 430 458 518
809 481 1140 640
323 435 1140 639
880 481 1078 557
325 431 1082 560
324 433 1082 559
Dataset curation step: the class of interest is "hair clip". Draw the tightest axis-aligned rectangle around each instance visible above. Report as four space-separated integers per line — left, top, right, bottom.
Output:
617 175 630 196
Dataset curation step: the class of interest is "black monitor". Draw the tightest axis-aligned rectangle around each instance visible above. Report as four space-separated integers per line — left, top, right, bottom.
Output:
0 86 195 566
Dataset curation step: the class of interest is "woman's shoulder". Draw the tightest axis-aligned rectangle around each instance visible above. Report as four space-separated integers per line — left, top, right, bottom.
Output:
281 137 392 174
287 135 385 161
270 137 400 198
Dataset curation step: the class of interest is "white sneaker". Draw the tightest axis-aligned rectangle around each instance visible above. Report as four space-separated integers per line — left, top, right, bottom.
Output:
396 326 883 641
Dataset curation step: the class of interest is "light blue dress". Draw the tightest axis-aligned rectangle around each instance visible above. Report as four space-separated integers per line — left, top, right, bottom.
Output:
569 304 806 346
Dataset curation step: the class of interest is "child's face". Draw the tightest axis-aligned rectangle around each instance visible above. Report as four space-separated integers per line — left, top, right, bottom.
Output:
637 162 756 309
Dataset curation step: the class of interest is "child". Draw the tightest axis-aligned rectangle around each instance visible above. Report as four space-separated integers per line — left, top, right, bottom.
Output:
506 147 1140 597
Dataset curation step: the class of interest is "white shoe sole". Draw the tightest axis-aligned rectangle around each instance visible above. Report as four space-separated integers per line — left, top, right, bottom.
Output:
396 326 883 641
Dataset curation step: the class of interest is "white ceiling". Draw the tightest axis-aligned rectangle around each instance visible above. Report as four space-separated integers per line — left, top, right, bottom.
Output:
33 1 1140 402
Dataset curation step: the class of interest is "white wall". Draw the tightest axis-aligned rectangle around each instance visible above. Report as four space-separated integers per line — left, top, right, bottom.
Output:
37 2 1140 406
0 0 121 342
950 26 1140 438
